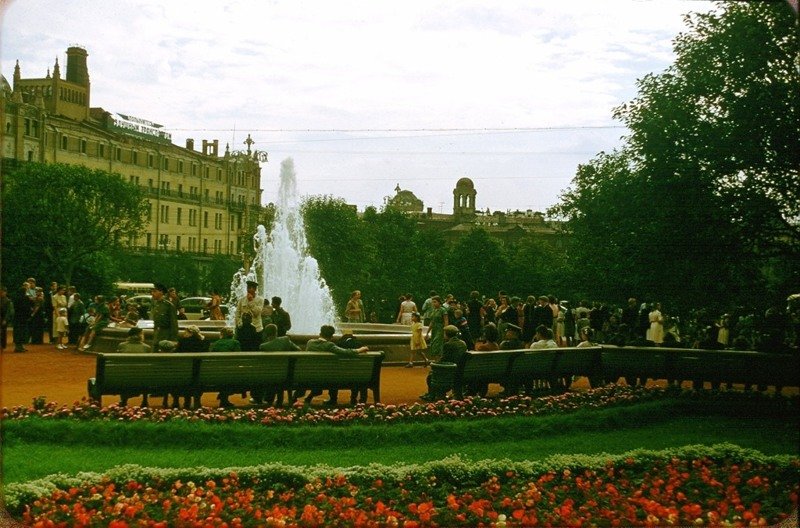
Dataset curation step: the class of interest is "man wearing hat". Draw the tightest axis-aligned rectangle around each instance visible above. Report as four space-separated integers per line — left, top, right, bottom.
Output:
151 283 178 352
236 280 264 335
116 327 151 353
499 323 525 350
420 325 466 401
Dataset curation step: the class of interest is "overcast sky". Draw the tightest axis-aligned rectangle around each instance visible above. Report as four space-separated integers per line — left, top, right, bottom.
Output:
1 0 715 213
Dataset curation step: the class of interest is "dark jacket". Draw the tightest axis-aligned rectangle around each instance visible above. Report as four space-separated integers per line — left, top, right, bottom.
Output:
441 336 467 364
259 336 300 352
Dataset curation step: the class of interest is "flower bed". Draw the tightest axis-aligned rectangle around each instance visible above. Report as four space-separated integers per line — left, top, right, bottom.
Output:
2 385 796 427
9 446 799 527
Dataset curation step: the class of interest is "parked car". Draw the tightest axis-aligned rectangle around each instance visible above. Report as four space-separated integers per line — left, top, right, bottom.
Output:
180 297 229 320
125 294 153 319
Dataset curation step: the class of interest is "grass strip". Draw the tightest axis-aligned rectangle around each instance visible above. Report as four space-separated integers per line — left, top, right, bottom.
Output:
3 411 798 483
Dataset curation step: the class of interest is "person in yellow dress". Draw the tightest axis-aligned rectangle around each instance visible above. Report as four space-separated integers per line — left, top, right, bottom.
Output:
407 312 429 368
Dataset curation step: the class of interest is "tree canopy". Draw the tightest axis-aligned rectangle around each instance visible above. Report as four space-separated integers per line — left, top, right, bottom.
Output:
2 162 149 288
551 1 799 311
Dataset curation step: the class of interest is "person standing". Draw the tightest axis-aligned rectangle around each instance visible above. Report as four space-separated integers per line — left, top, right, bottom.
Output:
396 294 417 325
235 280 264 334
648 303 665 345
51 286 68 338
206 290 225 321
67 293 86 346
151 283 179 352
1 286 13 351
465 291 483 336
424 296 449 359
345 290 365 323
271 296 292 337
12 282 31 352
421 290 437 326
407 312 430 367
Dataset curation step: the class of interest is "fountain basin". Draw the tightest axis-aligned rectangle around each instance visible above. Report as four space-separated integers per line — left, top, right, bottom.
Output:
91 321 424 364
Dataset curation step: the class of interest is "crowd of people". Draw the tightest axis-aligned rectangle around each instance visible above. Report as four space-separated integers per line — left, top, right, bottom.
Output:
386 290 800 358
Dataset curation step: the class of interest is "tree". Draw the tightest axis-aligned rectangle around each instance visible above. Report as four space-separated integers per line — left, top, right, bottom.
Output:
302 195 368 314
552 2 798 311
615 1 799 258
445 228 510 299
2 162 149 288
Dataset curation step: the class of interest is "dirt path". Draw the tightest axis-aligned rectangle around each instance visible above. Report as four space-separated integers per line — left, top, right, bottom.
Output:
0 343 435 409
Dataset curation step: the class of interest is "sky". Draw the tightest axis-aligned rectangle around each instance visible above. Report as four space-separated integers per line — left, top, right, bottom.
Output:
1 0 715 214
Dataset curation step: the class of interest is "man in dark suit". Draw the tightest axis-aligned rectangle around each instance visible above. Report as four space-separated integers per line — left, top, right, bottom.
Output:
532 296 553 331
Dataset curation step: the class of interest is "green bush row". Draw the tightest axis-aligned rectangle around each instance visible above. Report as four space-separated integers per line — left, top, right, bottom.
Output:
1 398 755 449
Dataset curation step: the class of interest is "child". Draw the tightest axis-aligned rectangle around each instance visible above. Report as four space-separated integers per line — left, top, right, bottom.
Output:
55 307 69 349
407 312 430 368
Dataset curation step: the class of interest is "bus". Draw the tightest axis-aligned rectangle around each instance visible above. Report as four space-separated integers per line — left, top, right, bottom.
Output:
113 282 155 296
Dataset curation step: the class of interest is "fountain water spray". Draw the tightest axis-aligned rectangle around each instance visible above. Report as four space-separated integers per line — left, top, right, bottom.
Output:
228 158 338 334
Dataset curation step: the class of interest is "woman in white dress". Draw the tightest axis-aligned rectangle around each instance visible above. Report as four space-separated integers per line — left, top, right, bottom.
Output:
396 294 417 325
649 303 664 344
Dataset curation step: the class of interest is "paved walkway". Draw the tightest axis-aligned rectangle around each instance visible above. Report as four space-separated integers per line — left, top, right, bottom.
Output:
0 342 441 409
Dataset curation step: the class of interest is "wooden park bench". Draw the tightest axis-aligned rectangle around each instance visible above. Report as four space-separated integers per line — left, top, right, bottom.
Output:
88 351 385 407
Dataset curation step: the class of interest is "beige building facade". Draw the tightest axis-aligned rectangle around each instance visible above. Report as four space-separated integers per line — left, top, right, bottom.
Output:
1 46 266 257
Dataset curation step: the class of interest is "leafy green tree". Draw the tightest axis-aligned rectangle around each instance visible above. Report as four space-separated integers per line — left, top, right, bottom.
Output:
552 2 798 311
445 228 510 299
617 2 799 257
302 195 368 314
1 162 148 288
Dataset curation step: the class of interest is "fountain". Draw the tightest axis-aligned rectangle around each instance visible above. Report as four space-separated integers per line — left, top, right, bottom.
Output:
228 158 338 334
92 158 418 361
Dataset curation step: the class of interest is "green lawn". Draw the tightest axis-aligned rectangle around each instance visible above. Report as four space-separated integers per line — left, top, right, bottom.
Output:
4 401 797 483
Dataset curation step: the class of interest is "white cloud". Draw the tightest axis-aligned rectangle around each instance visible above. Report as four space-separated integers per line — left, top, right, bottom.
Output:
1 0 714 212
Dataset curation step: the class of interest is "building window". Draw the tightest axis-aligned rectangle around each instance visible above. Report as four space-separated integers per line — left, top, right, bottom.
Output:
178 184 183 196
203 239 208 253
148 153 154 168
191 163 197 176
129 175 135 184
61 136 68 150
116 147 122 161
27 150 34 162
176 236 181 251
177 207 182 225
148 179 154 190
24 118 30 136
162 157 169 170
178 160 184 173
98 144 105 158
146 233 152 248
217 168 222 181
80 139 87 154
203 211 209 228
204 167 209 178
132 151 138 164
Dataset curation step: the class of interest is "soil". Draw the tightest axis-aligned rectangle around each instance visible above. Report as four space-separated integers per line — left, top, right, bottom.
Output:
0 341 437 409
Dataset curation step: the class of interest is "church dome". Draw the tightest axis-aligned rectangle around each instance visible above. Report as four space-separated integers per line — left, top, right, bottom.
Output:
387 185 424 213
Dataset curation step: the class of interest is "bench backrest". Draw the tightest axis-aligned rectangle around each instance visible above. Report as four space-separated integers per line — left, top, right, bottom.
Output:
291 352 382 387
98 353 196 391
460 350 520 382
196 352 293 387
